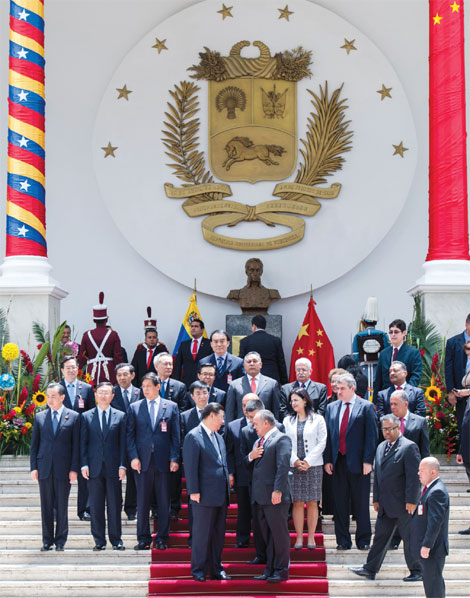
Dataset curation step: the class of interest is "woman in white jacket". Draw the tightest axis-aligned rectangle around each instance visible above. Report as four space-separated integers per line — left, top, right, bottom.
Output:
283 388 327 549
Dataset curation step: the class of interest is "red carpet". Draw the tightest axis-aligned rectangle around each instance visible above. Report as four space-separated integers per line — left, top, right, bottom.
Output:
149 482 328 597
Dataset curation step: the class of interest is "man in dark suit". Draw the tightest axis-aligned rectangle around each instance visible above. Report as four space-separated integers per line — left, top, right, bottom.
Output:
445 315 470 431
174 319 213 388
349 414 421 581
199 329 245 392
280 357 327 418
131 328 168 387
185 363 226 409
375 361 426 416
225 351 280 423
226 394 255 548
410 457 450 598
60 355 95 521
241 397 285 565
456 400 470 531
80 382 127 550
30 382 80 551
324 373 378 550
112 363 141 520
239 315 288 385
249 410 291 583
373 319 422 397
126 372 180 550
183 403 232 582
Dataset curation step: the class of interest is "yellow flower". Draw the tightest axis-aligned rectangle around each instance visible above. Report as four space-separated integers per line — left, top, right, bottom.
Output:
13 406 22 414
2 343 19 361
32 391 47 407
24 422 32 429
85 373 92 383
425 384 442 403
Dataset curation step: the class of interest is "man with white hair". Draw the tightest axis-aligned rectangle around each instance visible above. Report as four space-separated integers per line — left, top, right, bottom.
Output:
280 357 327 418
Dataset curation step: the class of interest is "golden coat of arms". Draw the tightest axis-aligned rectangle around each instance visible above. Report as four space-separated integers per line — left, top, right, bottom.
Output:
163 40 353 250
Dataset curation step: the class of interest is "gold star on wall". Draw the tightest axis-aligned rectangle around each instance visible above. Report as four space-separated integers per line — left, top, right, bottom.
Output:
341 38 357 54
297 347 304 355
297 324 309 340
116 85 132 101
217 4 233 19
433 13 443 25
450 2 460 12
309 349 315 356
316 340 323 348
316 329 323 336
278 5 293 21
101 142 118 158
393 141 408 158
377 84 392 101
152 38 168 53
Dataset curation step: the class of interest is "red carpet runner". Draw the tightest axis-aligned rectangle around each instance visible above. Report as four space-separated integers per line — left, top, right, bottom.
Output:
149 482 329 596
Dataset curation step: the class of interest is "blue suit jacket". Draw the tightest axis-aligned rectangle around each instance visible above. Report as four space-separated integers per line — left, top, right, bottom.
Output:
376 383 426 419
373 343 423 397
199 353 245 392
61 379 95 414
404 412 430 458
445 331 467 394
410 478 449 559
126 398 180 472
183 424 230 507
80 407 127 478
112 385 141 413
323 397 378 473
30 407 80 480
186 385 226 409
226 417 250 486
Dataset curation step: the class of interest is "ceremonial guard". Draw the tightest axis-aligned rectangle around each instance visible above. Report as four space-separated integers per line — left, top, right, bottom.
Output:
79 292 123 385
131 307 168 386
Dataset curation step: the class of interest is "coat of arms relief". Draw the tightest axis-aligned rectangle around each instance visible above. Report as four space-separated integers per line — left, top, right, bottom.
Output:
163 41 353 250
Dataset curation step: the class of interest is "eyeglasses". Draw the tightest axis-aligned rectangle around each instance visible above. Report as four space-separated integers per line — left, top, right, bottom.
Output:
464 346 470 352
388 329 402 335
382 425 399 433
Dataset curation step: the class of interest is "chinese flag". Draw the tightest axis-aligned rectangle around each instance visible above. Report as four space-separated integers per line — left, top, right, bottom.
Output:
289 298 335 393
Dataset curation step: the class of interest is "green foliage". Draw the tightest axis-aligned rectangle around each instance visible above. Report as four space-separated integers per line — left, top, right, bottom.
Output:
407 295 442 386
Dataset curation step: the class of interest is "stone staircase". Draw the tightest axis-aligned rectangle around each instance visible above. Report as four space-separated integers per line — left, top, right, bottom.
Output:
0 455 469 597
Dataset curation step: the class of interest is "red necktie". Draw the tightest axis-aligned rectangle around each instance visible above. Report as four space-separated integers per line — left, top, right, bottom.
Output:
259 436 265 447
146 349 153 369
392 347 398 361
396 386 402 390
400 417 405 434
421 485 427 496
251 377 257 393
191 339 198 360
339 402 350 455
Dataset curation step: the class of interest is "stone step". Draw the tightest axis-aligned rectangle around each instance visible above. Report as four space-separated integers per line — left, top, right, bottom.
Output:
328 562 464 580
326 547 470 565
0 563 148 581
329 579 466 596
0 548 151 564
0 581 148 597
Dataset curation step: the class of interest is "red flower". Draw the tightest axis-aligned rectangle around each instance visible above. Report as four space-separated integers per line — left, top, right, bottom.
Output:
32 375 41 393
435 411 446 421
431 353 439 372
25 404 35 416
78 369 83 378
20 425 29 435
420 349 426 357
2 410 15 421
20 387 29 401
37 344 43 350
433 421 442 430
444 402 450 408
26 362 33 374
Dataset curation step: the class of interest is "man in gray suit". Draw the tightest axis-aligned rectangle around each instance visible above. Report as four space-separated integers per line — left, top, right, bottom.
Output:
349 414 422 582
280 357 327 418
225 352 280 423
249 410 291 583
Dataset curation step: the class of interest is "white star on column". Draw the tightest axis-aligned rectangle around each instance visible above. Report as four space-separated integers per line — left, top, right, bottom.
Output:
18 136 29 148
17 225 29 237
17 48 28 59
19 179 31 191
18 9 30 21
17 90 29 102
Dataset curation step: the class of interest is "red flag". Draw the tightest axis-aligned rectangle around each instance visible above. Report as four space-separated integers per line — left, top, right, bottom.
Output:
289 298 335 393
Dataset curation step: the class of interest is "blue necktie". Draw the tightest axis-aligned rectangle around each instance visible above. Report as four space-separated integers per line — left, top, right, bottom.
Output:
161 381 166 398
102 410 109 436
211 431 221 460
217 356 224 377
149 400 156 431
52 411 59 435
68 383 76 408
122 389 129 409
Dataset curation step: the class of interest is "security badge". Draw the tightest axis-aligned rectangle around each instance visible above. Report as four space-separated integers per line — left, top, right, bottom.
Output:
227 373 232 384
418 504 424 516
78 397 85 409
161 403 168 432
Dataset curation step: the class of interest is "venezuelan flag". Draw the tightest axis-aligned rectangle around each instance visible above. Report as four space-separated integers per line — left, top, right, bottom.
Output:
173 293 207 356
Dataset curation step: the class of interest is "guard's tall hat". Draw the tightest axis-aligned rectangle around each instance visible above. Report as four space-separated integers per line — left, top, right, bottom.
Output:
144 306 157 330
93 292 108 320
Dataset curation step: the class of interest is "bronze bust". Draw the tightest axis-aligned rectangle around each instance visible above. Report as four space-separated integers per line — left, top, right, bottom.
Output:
227 258 281 314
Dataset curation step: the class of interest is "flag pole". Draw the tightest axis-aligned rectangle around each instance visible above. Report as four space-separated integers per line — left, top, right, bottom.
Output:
194 278 197 296
310 284 313 299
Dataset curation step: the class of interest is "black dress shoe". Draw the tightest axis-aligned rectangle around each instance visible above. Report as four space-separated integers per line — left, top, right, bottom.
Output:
155 540 168 550
55 545 64 551
40 544 53 551
193 575 206 582
150 512 158 520
459 528 470 535
235 541 249 548
247 556 266 565
267 573 288 583
349 566 375 580
336 544 351 550
389 542 399 549
211 571 232 580
79 512 91 521
126 513 136 521
134 543 150 550
93 544 106 551
357 544 370 551
113 543 125 551
253 573 270 580
403 573 423 582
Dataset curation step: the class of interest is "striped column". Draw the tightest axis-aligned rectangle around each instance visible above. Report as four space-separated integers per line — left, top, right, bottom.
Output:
6 0 47 257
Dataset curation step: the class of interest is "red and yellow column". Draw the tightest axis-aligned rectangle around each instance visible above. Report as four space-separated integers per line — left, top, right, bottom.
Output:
6 0 47 257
